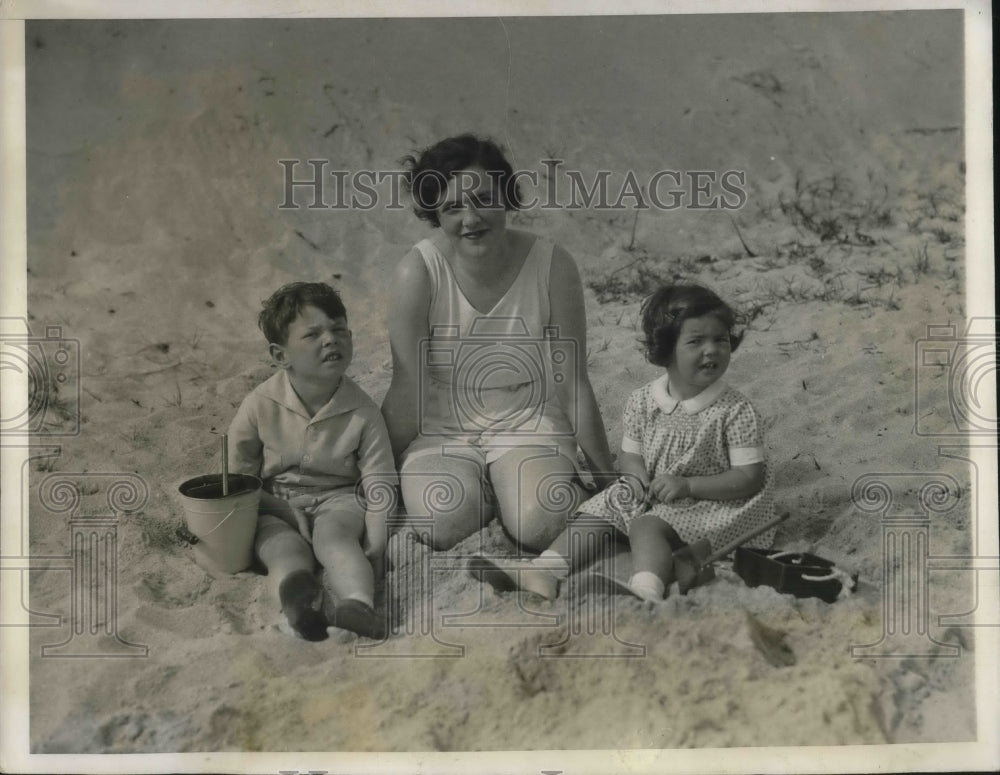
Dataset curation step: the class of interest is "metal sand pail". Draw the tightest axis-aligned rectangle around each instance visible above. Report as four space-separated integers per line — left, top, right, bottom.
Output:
178 473 261 574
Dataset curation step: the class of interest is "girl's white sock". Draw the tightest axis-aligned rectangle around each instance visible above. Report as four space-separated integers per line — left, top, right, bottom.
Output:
628 571 665 601
534 549 570 579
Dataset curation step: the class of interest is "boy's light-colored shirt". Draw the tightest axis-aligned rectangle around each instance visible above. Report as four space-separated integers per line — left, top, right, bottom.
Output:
228 370 397 502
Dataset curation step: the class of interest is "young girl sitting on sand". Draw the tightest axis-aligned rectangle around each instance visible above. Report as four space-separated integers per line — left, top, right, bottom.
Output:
471 282 776 601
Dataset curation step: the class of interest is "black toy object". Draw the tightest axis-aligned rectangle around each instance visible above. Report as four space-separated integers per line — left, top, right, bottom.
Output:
733 548 858 603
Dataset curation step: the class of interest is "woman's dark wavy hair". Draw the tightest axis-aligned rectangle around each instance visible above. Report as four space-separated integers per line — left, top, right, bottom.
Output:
640 284 742 367
401 134 524 227
258 282 347 345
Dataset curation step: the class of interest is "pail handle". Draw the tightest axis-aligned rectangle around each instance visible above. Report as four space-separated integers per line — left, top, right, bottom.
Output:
193 505 239 539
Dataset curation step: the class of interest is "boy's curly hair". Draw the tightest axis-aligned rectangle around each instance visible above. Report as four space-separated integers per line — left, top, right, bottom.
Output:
640 284 742 367
258 282 347 345
401 133 524 227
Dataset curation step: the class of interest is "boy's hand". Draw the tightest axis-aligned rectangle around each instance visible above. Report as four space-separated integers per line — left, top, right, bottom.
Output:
649 474 691 503
289 505 312 545
259 490 312 544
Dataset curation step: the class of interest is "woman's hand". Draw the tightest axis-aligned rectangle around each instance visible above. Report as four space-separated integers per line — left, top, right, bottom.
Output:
589 470 622 492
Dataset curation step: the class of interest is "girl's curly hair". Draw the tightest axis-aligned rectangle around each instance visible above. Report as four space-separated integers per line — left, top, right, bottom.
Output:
640 284 742 366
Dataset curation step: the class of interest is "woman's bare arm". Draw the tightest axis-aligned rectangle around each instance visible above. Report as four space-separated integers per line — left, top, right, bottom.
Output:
548 244 616 483
381 248 432 464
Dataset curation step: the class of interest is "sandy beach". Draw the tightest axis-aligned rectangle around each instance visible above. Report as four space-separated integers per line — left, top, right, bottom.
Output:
3 7 997 771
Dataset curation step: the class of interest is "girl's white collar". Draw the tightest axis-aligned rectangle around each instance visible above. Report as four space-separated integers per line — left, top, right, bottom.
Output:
651 374 727 414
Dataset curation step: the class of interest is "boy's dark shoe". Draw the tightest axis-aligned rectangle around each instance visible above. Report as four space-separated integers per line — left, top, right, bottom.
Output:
329 599 386 640
279 569 329 642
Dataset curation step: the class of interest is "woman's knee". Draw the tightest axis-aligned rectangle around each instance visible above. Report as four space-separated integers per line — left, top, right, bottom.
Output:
492 449 579 505
399 463 488 550
500 479 579 548
401 457 481 509
501 503 566 552
425 518 480 551
401 477 482 518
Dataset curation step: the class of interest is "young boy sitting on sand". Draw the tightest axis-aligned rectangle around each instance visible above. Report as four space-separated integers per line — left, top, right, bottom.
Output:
227 282 396 640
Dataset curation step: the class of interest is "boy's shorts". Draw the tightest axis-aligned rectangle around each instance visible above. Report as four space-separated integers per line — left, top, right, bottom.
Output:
255 485 366 553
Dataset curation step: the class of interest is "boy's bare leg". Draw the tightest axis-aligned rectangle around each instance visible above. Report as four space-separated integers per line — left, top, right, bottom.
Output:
256 524 328 641
312 508 373 604
312 508 384 638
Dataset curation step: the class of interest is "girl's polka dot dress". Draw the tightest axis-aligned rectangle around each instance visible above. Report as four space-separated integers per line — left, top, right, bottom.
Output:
578 374 776 549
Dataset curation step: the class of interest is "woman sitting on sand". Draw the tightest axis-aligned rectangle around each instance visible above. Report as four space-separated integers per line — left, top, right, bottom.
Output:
381 134 615 551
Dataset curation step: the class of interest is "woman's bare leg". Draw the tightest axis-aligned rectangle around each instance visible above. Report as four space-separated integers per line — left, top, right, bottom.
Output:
489 447 582 552
399 452 490 550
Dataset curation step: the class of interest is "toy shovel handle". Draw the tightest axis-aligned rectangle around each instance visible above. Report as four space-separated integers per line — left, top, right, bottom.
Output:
703 510 790 565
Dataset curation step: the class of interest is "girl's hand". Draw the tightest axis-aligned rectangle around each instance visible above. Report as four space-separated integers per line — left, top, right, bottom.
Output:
654 464 765 502
617 451 650 498
649 474 691 503
618 473 651 508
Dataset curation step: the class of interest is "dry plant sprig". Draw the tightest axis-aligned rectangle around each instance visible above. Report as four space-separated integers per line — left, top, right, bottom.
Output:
778 171 895 247
729 216 758 258
910 241 932 276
